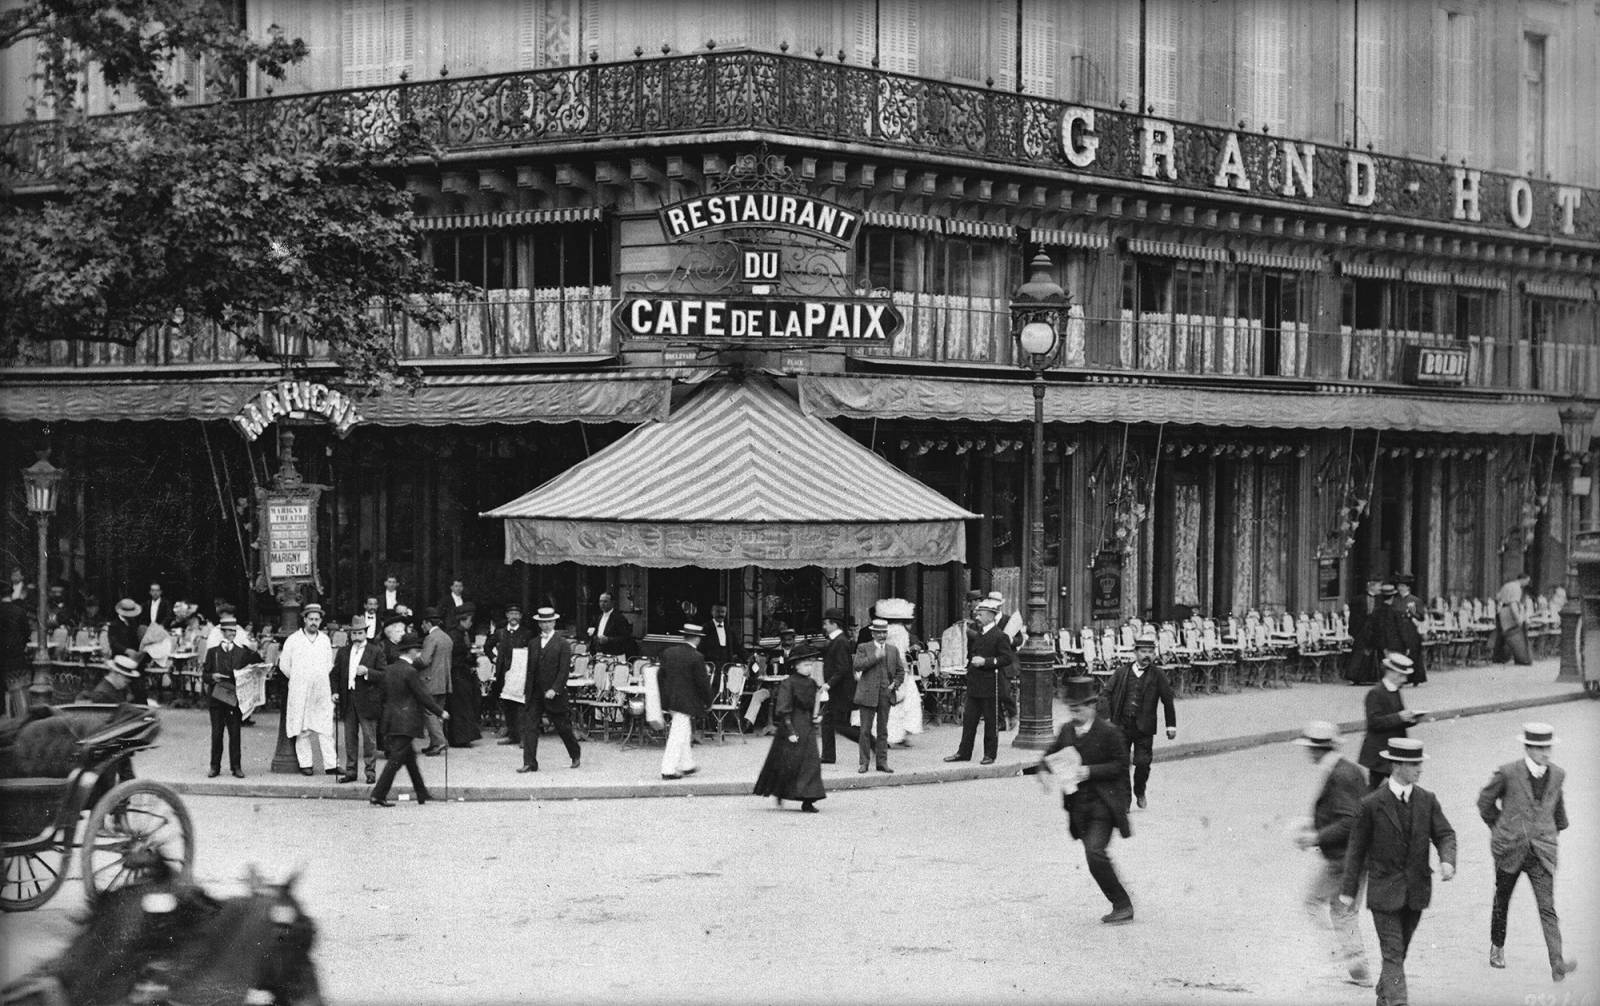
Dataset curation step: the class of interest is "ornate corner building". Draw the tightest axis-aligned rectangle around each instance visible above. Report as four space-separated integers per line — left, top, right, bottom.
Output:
2 1 1597 640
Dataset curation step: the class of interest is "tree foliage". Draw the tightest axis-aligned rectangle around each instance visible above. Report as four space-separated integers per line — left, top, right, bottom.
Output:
0 0 459 389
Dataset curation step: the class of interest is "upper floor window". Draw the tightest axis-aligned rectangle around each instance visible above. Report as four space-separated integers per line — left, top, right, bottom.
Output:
1436 11 1476 161
1522 33 1547 176
428 226 610 291
342 0 415 88
1245 2 1288 134
1344 4 1389 148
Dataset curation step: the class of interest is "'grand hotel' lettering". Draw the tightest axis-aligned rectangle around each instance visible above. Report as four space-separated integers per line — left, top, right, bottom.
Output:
1059 106 1590 239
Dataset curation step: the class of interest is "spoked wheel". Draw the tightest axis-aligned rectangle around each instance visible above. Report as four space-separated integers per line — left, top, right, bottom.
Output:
80 780 194 904
0 842 70 911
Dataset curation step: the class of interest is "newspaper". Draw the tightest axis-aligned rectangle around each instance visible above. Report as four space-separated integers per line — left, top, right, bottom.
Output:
1035 746 1083 803
501 648 529 704
235 663 271 720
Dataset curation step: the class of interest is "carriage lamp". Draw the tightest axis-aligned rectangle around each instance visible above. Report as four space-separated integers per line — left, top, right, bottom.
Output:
1557 398 1596 683
22 451 64 704
1009 252 1071 750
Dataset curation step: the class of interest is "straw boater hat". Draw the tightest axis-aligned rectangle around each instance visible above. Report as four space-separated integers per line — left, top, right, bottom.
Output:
682 622 705 638
1294 720 1341 748
976 598 1002 614
1379 737 1428 762
1381 652 1415 675
1378 583 1397 596
1520 722 1558 746
533 606 559 622
115 598 141 618
301 603 323 617
218 613 239 628
109 654 141 678
869 617 889 632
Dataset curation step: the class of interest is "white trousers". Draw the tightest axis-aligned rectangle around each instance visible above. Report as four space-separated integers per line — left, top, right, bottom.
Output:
295 729 337 769
661 712 696 776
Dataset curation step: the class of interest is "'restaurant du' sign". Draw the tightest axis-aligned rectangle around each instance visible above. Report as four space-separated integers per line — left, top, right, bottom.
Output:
616 295 901 345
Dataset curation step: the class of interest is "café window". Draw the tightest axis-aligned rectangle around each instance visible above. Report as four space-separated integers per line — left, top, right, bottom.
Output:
856 228 1010 362
1522 295 1599 394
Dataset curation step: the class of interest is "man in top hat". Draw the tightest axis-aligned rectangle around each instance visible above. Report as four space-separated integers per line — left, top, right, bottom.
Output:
415 607 453 757
1036 676 1135 925
1292 721 1371 986
818 607 858 763
1389 574 1427 686
444 603 483 748
658 623 713 780
943 598 1014 766
852 617 905 774
1340 737 1457 1006
1476 722 1577 982
331 613 384 784
486 603 532 745
519 607 581 773
1101 629 1177 810
203 614 256 779
78 654 141 704
278 603 338 777
1358 652 1426 792
368 632 447 807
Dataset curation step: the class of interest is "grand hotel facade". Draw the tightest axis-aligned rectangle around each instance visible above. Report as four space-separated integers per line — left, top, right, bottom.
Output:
2 0 1598 643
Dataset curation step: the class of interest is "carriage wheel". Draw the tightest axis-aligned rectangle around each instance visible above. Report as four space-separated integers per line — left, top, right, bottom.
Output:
0 843 70 911
79 780 194 904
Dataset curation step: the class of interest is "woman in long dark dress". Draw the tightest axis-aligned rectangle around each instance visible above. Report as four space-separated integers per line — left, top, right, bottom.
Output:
752 664 826 812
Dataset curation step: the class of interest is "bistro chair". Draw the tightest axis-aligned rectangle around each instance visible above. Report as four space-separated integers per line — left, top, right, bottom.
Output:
708 663 748 743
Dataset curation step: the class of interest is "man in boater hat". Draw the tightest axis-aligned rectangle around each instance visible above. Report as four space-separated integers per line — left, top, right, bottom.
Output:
1341 737 1456 1006
1476 722 1578 982
1292 721 1370 986
1358 652 1425 792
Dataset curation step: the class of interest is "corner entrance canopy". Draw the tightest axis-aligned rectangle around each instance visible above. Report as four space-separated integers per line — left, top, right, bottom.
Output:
481 377 976 569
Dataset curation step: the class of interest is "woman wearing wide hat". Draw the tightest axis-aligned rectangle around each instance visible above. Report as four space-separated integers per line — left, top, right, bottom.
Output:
752 653 826 813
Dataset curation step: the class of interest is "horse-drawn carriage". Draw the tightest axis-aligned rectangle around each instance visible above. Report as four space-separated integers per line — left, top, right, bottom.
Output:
0 703 194 911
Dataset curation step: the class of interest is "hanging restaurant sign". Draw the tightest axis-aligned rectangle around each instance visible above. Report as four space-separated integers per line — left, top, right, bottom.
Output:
616 295 900 345
658 191 862 246
232 380 363 442
1400 346 1470 387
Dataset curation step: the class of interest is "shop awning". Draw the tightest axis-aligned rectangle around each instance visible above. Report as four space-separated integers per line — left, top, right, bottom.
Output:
797 374 1567 437
0 372 693 426
481 377 977 568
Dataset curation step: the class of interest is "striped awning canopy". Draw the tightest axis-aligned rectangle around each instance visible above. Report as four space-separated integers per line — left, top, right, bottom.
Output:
481 377 976 569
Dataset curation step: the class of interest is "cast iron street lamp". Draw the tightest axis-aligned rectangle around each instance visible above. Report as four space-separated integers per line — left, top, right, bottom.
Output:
22 451 64 704
1010 251 1070 750
1556 397 1595 683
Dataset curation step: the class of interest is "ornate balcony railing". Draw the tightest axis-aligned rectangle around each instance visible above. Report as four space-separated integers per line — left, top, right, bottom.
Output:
7 287 615 368
5 50 1597 242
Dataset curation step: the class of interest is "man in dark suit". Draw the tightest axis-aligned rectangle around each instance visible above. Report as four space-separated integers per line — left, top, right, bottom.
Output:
852 617 905 774
1341 737 1457 1006
379 574 411 624
330 614 384 784
1 596 32 717
1102 631 1177 810
943 598 1014 765
1476 722 1577 981
440 577 471 629
1292 721 1371 986
1036 676 1134 924
202 614 256 779
139 580 171 631
586 591 634 657
519 607 581 773
415 607 453 756
368 633 447 807
1358 653 1426 792
698 602 742 667
486 603 532 745
658 623 713 780
818 608 857 763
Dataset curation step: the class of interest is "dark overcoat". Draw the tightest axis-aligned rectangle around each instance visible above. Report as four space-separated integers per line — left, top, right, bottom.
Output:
1044 716 1132 840
1357 683 1409 771
964 623 1015 699
377 658 444 739
1342 783 1457 911
657 642 713 716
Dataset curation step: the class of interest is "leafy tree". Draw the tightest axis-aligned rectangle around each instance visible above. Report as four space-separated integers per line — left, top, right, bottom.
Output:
0 0 459 388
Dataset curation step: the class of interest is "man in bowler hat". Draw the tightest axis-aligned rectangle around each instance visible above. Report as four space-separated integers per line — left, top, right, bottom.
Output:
1477 722 1578 982
1035 676 1134 925
818 607 857 763
369 632 448 807
1101 629 1177 809
1341 737 1457 1006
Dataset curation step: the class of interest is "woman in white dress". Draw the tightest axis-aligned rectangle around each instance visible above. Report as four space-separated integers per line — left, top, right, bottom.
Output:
878 598 924 746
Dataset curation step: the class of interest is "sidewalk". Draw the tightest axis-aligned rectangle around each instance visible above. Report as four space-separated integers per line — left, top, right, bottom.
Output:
134 655 1589 801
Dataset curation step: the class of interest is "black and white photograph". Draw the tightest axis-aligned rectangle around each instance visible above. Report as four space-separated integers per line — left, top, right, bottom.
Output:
1 1 1597 1003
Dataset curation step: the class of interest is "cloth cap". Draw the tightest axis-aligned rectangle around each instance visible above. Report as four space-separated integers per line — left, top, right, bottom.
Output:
1062 677 1098 707
1520 722 1558 746
682 623 705 637
455 602 476 618
533 606 559 622
1294 720 1341 748
504 603 523 616
110 654 141 676
115 598 141 618
301 603 324 616
1134 631 1157 650
381 611 409 630
1381 652 1414 675
1379 737 1427 762
396 632 423 651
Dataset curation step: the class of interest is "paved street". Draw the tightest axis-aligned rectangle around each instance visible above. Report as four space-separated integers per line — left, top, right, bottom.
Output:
5 701 1598 1006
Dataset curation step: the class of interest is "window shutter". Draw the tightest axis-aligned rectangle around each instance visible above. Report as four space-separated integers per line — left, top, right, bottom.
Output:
1021 0 1058 97
1355 0 1387 149
851 0 874 65
1146 0 1177 117
580 0 601 60
1247 1 1286 133
342 0 413 87
1433 11 1475 161
880 0 918 74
